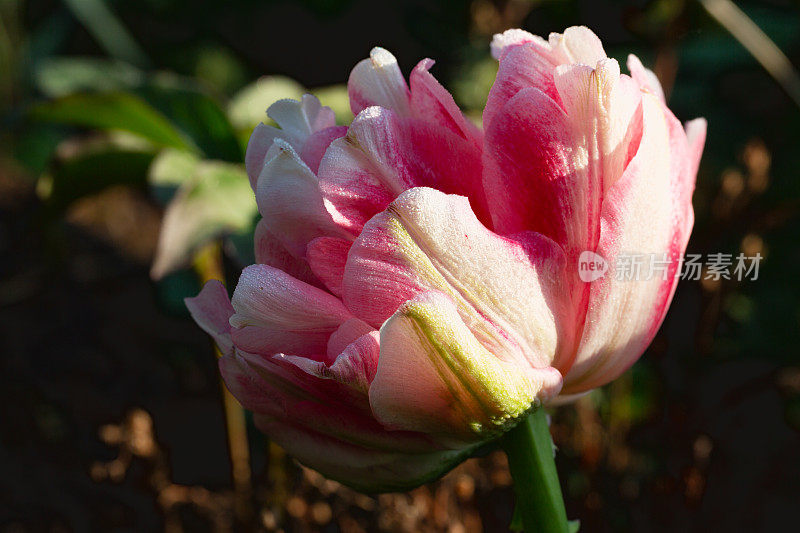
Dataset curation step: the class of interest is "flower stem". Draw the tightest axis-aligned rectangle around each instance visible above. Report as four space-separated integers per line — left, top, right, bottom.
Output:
502 407 569 533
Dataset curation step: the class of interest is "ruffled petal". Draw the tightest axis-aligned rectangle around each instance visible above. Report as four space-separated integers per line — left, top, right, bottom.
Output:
229 264 353 358
342 187 574 371
253 219 322 288
371 291 562 443
307 236 351 296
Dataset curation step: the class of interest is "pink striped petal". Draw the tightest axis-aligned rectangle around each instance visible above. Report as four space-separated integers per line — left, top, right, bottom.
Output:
229 264 353 357
562 92 696 394
220 348 472 491
318 106 488 235
342 187 574 371
299 125 348 174
409 58 481 145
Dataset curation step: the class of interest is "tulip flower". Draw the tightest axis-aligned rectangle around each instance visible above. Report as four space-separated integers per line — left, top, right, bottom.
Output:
187 26 705 530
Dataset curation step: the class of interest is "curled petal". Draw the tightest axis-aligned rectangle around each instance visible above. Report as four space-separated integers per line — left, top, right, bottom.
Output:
371 291 563 442
307 236 351 296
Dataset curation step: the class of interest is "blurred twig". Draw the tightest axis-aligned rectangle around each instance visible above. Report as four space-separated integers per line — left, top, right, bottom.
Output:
193 242 254 525
698 0 800 110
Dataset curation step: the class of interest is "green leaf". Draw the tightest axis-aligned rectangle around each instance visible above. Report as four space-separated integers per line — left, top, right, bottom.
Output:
151 160 257 279
43 146 155 212
148 148 201 205
568 519 581 533
34 57 144 97
227 75 305 130
30 92 195 152
137 79 242 162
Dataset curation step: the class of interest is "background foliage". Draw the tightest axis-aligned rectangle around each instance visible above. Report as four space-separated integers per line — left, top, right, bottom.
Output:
1 0 799 531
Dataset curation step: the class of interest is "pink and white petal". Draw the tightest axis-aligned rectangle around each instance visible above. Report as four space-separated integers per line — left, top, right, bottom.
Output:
245 122 281 189
299 125 348 174
409 59 481 145
229 264 353 357
307 236 351 296
253 219 322 288
547 26 606 65
267 94 336 144
185 280 234 353
554 59 643 195
342 187 574 371
245 95 336 189
370 291 563 443
627 54 666 104
318 106 488 235
684 118 707 180
562 93 686 394
483 43 560 131
490 28 547 60
348 47 411 116
221 348 457 460
256 139 350 258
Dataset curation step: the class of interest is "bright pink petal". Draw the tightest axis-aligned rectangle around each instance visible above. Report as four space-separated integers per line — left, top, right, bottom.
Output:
409 58 481 145
185 280 234 353
229 264 353 357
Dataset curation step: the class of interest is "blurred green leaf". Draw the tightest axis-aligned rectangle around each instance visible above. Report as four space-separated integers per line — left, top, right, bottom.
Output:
148 148 201 205
151 160 256 278
30 92 195 152
34 57 144 97
227 76 305 131
138 79 242 162
43 147 155 212
63 0 148 67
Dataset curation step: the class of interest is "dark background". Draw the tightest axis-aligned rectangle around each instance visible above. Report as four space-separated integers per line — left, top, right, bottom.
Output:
1 0 800 531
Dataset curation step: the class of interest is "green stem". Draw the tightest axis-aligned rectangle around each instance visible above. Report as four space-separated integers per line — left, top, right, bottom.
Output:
502 408 569 533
